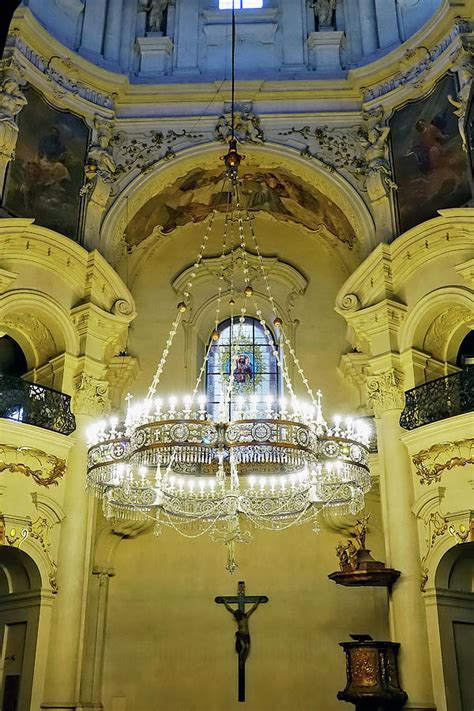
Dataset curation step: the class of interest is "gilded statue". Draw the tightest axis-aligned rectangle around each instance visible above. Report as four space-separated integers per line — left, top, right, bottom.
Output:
309 0 337 29
336 515 370 571
353 514 370 550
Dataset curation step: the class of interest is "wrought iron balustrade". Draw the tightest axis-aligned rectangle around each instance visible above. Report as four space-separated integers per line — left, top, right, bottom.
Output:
400 369 474 430
0 374 76 435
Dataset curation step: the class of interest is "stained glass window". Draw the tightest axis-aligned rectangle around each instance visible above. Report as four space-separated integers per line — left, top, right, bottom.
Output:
205 316 279 418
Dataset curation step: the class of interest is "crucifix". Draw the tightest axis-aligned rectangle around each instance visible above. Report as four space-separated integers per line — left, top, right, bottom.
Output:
215 581 269 702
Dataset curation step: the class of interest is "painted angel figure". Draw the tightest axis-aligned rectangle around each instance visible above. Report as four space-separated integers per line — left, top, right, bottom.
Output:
309 0 337 29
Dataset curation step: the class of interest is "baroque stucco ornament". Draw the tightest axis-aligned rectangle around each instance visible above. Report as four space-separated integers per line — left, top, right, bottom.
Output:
214 103 265 144
363 20 471 101
0 444 65 487
81 116 116 198
73 374 110 416
367 370 405 416
412 439 474 485
0 73 27 161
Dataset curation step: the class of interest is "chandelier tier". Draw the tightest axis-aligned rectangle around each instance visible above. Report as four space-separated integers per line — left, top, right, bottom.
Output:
85 6 372 572
86 156 372 571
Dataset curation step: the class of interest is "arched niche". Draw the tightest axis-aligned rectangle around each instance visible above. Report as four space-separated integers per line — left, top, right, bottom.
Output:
431 542 474 711
0 546 46 711
400 286 474 365
100 142 376 268
0 290 79 374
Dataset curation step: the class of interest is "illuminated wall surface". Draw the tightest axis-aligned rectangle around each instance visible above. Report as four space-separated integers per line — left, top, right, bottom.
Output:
0 2 472 711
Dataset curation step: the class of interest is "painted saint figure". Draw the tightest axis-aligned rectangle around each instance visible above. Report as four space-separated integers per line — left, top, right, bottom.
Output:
233 354 253 384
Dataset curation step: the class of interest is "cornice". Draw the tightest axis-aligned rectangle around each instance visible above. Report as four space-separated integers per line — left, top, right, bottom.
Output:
401 411 474 454
5 4 472 116
336 209 474 310
0 220 135 318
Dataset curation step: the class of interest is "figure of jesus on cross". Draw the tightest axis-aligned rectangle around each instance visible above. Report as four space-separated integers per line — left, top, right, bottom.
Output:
215 581 268 702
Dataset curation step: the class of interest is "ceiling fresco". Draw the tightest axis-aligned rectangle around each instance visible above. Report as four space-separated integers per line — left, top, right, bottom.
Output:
124 167 357 249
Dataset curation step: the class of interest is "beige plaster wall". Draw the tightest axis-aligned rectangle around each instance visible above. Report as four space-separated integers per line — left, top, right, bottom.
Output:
102 500 388 711
127 215 359 414
101 217 388 711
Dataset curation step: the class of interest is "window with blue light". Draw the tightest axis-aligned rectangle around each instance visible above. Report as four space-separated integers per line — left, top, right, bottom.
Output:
205 316 279 418
219 0 263 9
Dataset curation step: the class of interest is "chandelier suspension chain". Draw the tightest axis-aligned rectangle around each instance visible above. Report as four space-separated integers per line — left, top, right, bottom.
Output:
85 10 373 571
239 187 318 406
191 177 234 404
232 189 296 402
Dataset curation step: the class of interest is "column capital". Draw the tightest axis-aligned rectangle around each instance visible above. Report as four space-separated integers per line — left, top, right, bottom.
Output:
367 368 405 416
72 373 110 417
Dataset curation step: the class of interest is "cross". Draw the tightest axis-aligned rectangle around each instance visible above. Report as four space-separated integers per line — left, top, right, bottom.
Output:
215 580 268 702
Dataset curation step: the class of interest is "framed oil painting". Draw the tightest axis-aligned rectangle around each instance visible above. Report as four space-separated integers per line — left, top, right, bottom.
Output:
390 74 471 234
2 87 88 241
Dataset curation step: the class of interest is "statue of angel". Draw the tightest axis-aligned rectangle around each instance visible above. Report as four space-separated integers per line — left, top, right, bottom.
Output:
140 0 169 33
309 0 336 30
0 78 27 124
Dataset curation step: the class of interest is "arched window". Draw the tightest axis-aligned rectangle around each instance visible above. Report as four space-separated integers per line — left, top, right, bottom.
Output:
205 316 279 418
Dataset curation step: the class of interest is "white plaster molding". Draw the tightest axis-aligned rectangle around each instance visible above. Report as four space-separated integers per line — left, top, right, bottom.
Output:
399 286 473 361
336 209 474 311
454 257 474 287
31 493 66 526
0 267 17 294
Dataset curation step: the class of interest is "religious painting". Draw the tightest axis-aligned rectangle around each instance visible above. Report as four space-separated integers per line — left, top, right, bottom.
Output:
2 87 88 240
206 317 279 419
390 74 471 234
124 166 356 249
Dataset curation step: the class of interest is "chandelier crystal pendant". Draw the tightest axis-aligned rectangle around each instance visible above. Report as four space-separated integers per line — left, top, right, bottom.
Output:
85 7 372 573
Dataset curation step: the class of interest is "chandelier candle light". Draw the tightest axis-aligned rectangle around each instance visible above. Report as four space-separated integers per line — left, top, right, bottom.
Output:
85 7 372 573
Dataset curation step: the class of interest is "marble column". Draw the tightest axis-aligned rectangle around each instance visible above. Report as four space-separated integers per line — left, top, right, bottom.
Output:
358 0 378 56
41 378 109 710
77 568 115 710
369 371 436 711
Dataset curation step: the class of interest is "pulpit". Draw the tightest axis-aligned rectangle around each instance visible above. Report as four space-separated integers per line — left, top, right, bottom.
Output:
338 636 408 710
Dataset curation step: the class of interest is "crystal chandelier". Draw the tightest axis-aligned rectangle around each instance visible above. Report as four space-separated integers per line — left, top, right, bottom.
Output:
85 10 372 573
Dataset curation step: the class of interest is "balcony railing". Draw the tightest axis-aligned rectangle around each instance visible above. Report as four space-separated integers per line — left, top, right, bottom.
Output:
0 374 76 436
400 369 474 431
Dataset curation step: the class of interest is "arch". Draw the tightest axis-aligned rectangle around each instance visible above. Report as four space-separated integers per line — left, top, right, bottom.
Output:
400 286 474 363
0 546 42 594
0 290 80 369
435 540 474 591
0 545 48 711
100 142 376 266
